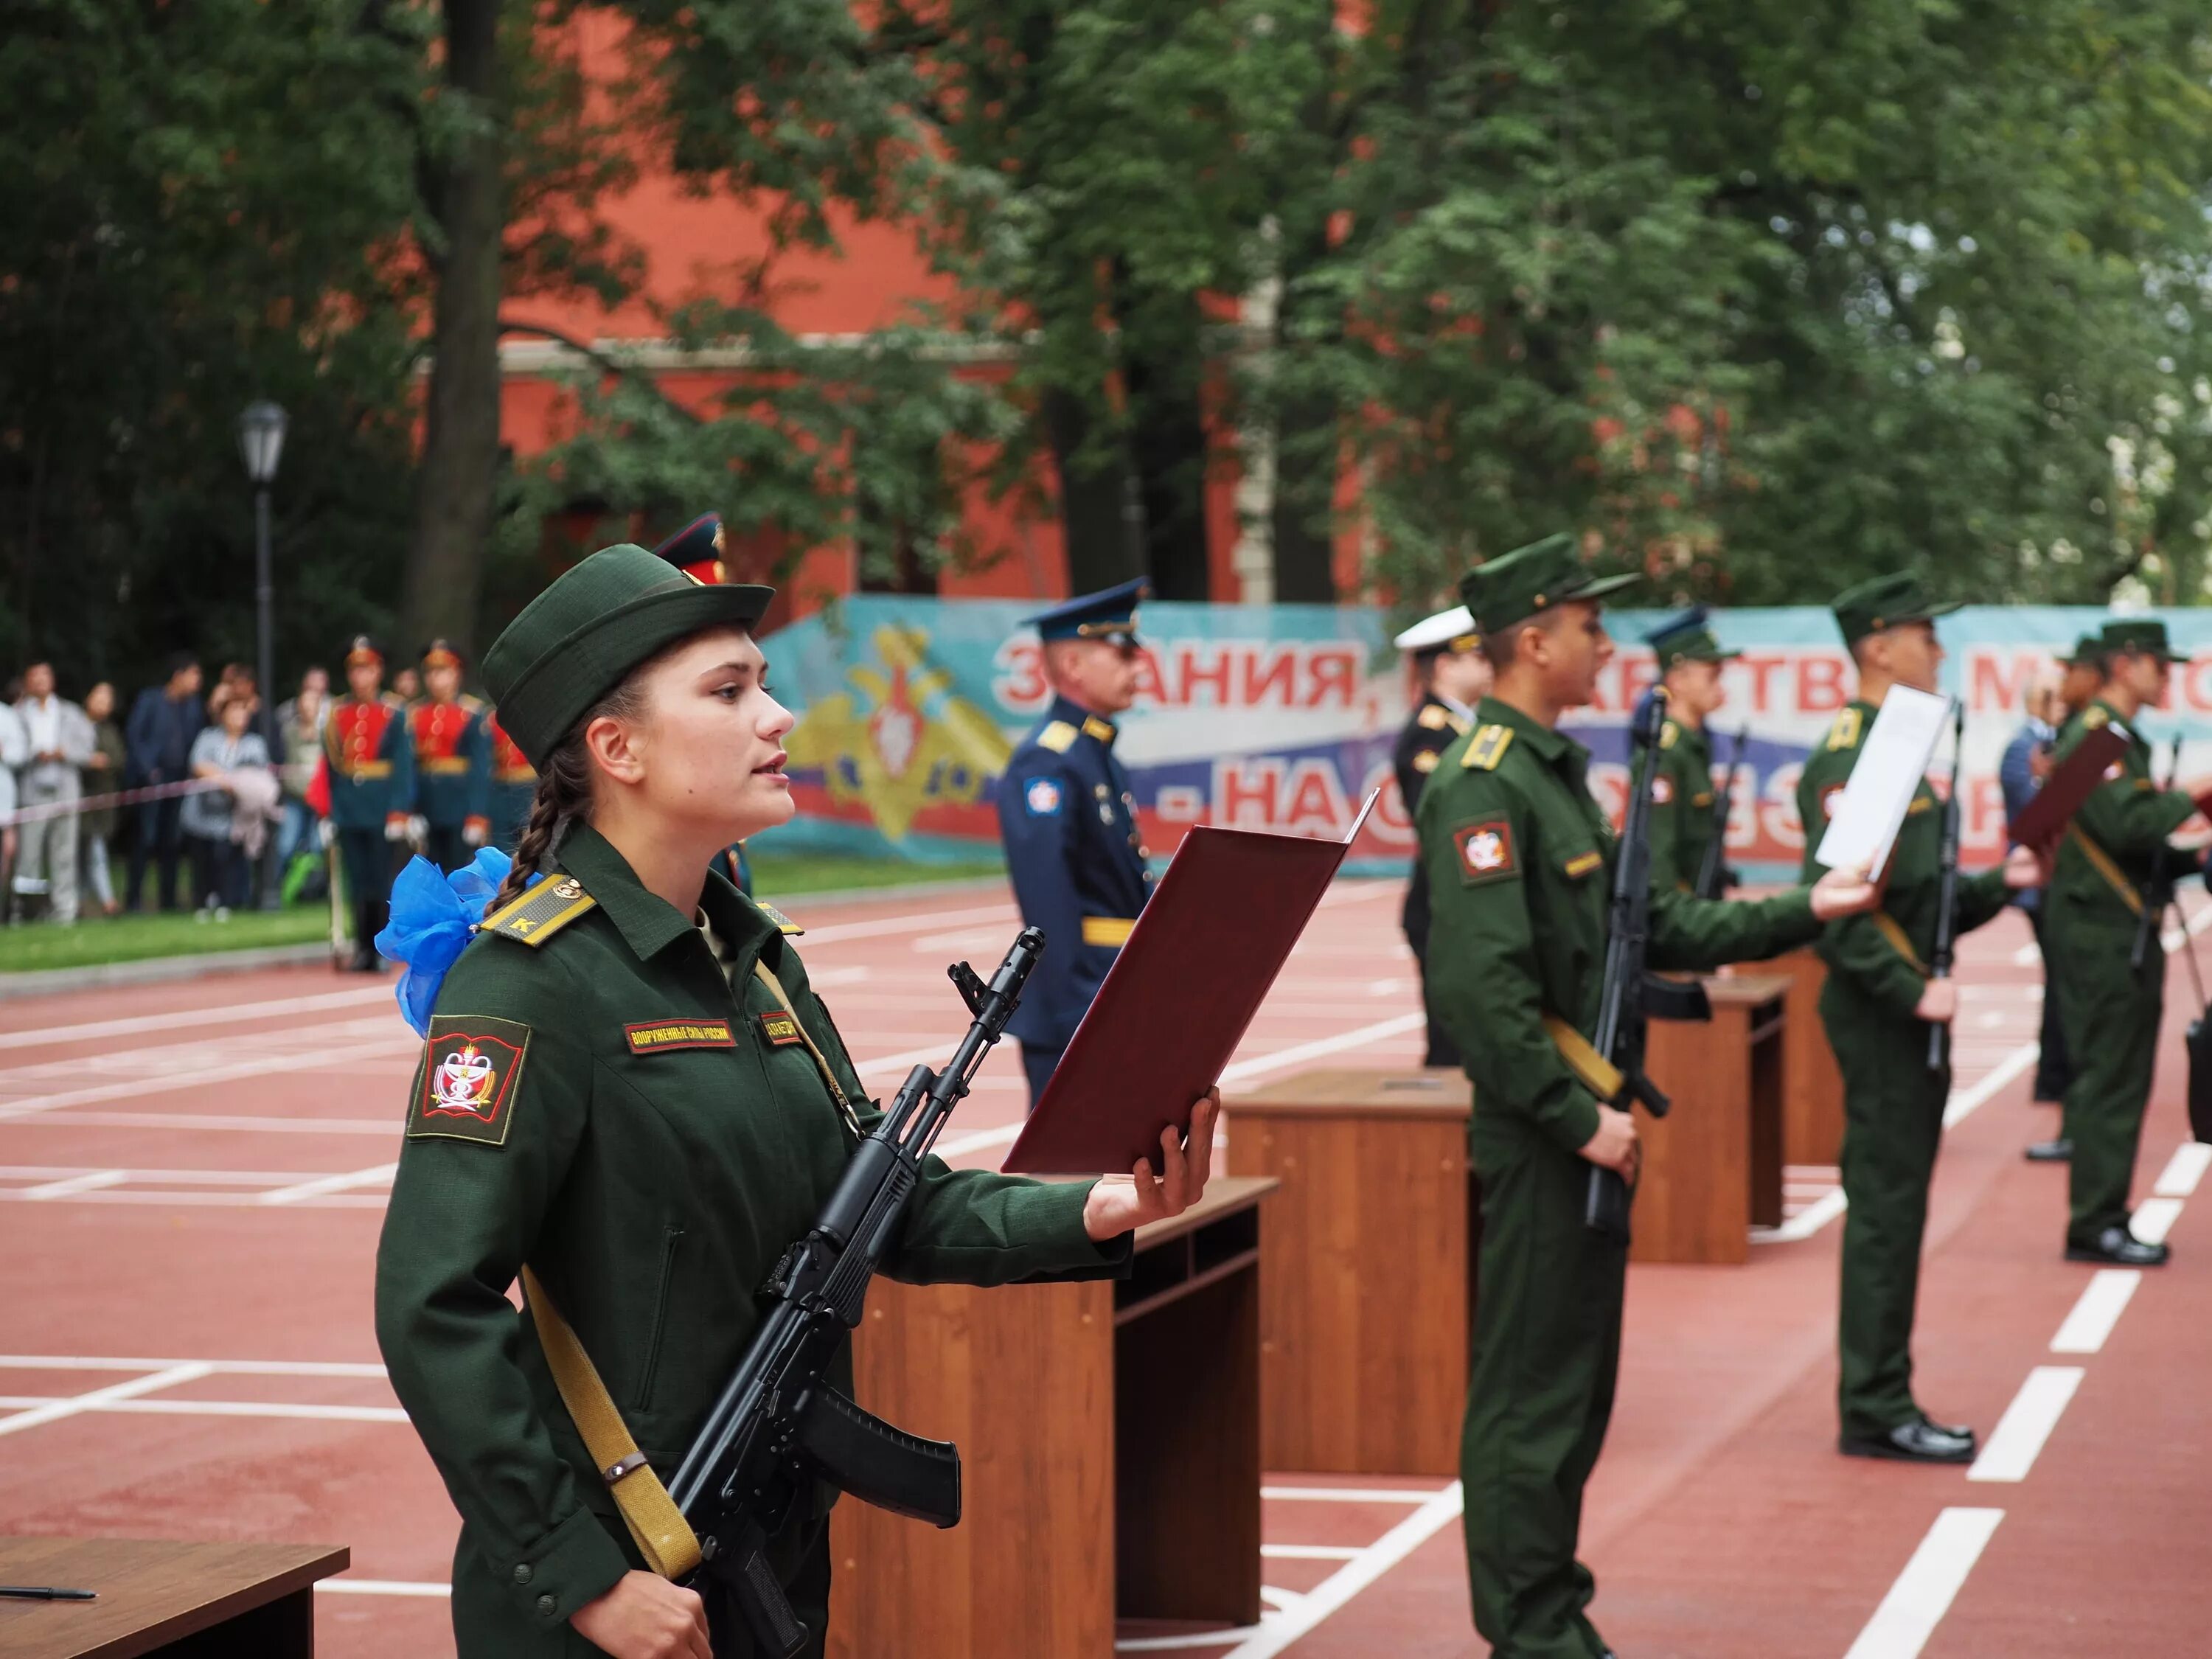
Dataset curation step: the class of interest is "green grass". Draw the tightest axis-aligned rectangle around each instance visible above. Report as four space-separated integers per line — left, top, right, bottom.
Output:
0 852 1003 975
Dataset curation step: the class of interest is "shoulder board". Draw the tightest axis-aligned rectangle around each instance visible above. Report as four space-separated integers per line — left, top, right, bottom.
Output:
1413 749 1441 774
382 693 408 709
2083 706 2110 730
1417 703 1453 731
479 875 597 947
459 693 484 712
757 902 804 936
1081 715 1116 743
1824 707 1864 751
1660 720 1679 751
1036 720 1078 754
1462 725 1515 771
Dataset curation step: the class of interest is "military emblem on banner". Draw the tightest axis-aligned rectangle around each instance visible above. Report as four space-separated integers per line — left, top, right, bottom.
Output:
408 1015 532 1146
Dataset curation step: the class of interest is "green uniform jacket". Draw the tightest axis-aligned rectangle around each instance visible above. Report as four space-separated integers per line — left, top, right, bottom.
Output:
1417 696 1824 1156
1794 700 2011 1017
374 824 1125 1649
2048 698 2196 933
1646 717 1719 897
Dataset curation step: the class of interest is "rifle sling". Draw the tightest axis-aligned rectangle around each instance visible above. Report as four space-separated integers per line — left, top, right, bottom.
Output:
521 1265 704 1581
1871 911 1931 976
752 958 863 1136
2066 823 2145 917
1543 1014 1624 1103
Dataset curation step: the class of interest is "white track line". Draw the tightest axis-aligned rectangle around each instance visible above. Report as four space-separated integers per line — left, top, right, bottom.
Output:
18 1169 127 1199
1843 1507 2005 1659
17 1112 401 1135
1941 1042 2041 1129
1260 1544 1363 1561
258 1163 399 1206
1968 1366 2084 1483
1220 1482 1464 1659
0 1035 407 1122
1751 1188 1848 1246
0 1356 386 1377
2154 1141 2212 1197
2129 1196 2184 1245
1116 1626 1268 1652
1259 1485 1447 1504
0 1362 211 1439
799 902 1016 946
0 987 391 1051
0 1395 406 1423
317 1579 452 1597
2050 1270 2140 1354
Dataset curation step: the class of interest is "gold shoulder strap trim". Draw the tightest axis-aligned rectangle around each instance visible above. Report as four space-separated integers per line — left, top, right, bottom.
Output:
1417 703 1452 731
2066 823 2143 916
1462 725 1515 771
1825 707 1864 751
752 959 861 1135
1036 720 1078 754
1660 720 1680 751
756 902 804 936
1871 911 1930 975
1082 714 1117 743
480 877 597 947
2083 706 2110 730
521 1266 702 1580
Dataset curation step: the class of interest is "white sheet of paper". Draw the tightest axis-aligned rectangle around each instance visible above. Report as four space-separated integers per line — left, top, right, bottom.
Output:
1811 685 1953 874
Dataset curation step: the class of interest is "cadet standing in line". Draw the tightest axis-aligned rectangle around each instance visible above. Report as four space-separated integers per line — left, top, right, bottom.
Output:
324 636 415 972
1391 604 1491 1068
408 640 493 873
1420 535 1880 1659
375 542 1217 1658
2044 616 2208 1266
1795 575 2041 1464
485 710 537 855
650 513 759 900
1641 607 1739 897
2021 638 2104 1161
995 580 1155 1105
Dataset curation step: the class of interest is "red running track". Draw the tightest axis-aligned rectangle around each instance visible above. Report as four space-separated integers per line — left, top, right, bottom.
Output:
0 880 2204 1657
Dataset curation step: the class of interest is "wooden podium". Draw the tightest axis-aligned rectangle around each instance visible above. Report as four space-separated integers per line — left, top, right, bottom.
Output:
1220 1068 1474 1478
1770 948 1846 1167
1635 974 1789 1264
827 1178 1276 1658
0 1538 348 1658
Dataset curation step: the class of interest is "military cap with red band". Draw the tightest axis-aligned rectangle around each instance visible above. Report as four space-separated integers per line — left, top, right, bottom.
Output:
653 513 730 585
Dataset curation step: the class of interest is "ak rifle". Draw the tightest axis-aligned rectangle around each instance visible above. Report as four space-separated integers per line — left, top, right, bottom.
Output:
1577 689 1712 1245
1694 723 1750 901
667 928 1046 1658
2131 736 2191 975
1925 700 1966 1071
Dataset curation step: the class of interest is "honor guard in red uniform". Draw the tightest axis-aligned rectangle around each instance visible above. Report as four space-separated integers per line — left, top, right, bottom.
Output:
484 712 536 855
324 636 416 971
653 512 755 895
409 639 493 873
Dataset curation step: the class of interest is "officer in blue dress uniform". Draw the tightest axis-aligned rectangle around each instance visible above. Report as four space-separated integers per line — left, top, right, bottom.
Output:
654 511 758 898
996 579 1155 1105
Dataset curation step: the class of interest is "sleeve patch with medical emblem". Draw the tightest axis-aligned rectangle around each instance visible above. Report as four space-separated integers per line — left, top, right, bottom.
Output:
1820 783 1846 819
409 1015 532 1146
625 1019 735 1054
1454 819 1518 884
1650 774 1674 804
1025 777 1063 816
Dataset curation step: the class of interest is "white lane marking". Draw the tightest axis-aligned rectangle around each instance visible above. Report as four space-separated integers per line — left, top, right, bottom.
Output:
1968 1366 2084 1483
1842 1507 2005 1659
1260 1484 1448 1504
316 1580 452 1597
1219 1015 1428 1087
910 929 1008 955
1750 1186 1848 1245
1 1165 375 1187
932 1124 1020 1159
1260 1544 1363 1561
2154 1141 2212 1197
2050 1270 2141 1354
0 1356 386 1377
0 1362 212 1439
1117 1626 1269 1652
2129 1197 2184 1245
1942 1041 2040 1128
0 1395 406 1423
258 1163 399 1206
1221 1482 1464 1658
7 1112 401 1135
1257 1587 1304 1613
799 902 1016 946
0 1034 407 1122
18 1169 127 1199
0 1188 386 1209
0 986 391 1051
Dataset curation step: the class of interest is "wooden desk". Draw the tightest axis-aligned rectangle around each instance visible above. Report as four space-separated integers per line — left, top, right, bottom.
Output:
1221 1068 1473 1478
0 1538 348 1658
1636 975 1789 1264
827 1177 1275 1658
1771 948 1846 1167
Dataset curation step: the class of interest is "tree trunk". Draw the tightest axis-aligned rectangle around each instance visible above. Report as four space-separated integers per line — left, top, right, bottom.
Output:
1119 297 1212 602
402 0 505 657
1043 386 1144 594
1270 385 1337 602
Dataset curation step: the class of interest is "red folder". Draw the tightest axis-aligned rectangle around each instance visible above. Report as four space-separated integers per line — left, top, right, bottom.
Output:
1002 795 1378 1176
2005 726 2129 849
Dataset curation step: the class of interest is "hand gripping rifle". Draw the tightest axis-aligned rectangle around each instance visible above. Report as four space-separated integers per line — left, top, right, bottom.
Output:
1694 723 1750 900
667 927 1046 1658
1925 699 1966 1071
1576 689 1712 1245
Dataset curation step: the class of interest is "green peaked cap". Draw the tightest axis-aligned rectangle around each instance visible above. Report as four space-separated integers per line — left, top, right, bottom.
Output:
1829 571 1961 646
1457 532 1641 637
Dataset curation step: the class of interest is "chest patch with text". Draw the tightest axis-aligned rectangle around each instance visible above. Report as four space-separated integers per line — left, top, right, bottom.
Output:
408 1015 531 1146
759 1011 806 1048
624 1020 736 1054
1453 820 1518 884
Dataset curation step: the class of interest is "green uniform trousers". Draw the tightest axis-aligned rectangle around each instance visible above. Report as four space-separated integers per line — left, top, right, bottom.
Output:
1462 1121 1619 1659
1825 981 1949 1438
2054 915 2163 1245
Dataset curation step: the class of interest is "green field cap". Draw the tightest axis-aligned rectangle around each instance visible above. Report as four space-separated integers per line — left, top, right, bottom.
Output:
1829 572 1961 646
2100 616 2178 664
1458 533 1641 638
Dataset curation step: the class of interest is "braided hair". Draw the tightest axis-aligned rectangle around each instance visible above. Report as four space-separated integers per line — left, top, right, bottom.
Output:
487 673 652 912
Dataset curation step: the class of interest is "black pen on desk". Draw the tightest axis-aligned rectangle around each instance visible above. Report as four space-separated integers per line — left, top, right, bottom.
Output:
0 1586 97 1601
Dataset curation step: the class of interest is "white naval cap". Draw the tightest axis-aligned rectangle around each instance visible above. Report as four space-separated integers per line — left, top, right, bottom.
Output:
1392 605 1481 654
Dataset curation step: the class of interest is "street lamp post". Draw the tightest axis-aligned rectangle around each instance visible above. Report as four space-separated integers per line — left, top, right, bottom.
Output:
237 400 287 911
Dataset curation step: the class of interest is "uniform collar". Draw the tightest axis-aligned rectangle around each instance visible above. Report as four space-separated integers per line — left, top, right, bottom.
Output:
557 821 773 964
1051 695 1119 747
1433 691 1476 723
1473 694 1576 764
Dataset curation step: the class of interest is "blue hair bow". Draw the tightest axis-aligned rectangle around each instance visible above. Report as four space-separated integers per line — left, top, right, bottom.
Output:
375 849 538 1037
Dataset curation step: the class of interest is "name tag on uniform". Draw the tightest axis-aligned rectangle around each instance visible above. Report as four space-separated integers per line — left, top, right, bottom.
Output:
625 1020 736 1054
759 1011 806 1048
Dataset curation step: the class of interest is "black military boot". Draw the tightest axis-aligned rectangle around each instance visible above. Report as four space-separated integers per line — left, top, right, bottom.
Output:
2065 1226 2169 1266
2024 1138 2072 1161
351 900 381 973
1840 1419 1977 1463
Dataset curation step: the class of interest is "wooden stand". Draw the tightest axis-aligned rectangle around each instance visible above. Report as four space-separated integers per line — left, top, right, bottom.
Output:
1635 975 1789 1265
1221 1068 1474 1478
826 1178 1275 1658
1770 948 1846 1168
0 1538 347 1659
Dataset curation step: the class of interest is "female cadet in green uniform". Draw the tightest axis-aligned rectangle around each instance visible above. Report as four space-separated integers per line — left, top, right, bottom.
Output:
374 543 1218 1659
